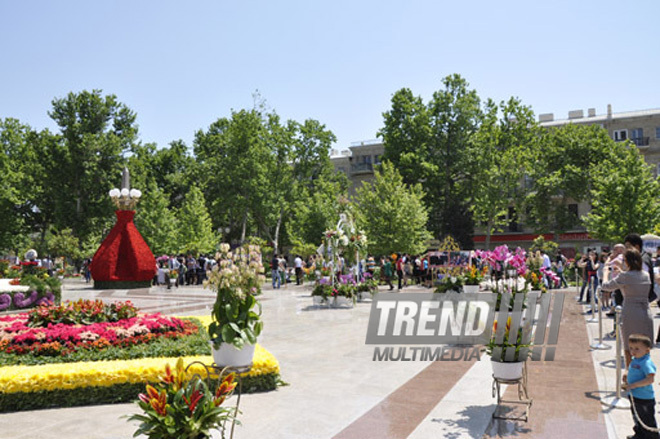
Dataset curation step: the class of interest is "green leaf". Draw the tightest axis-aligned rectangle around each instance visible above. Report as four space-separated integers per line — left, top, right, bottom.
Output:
221 324 236 343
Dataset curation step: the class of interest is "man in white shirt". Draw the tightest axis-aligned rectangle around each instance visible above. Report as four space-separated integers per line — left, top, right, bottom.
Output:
294 255 304 285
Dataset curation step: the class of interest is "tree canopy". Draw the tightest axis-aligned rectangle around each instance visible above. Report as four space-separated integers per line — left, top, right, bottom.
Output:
353 162 432 255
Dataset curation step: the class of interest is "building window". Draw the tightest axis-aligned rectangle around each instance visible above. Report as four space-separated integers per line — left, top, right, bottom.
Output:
374 155 382 165
656 127 660 139
613 129 627 141
632 128 644 139
568 204 578 221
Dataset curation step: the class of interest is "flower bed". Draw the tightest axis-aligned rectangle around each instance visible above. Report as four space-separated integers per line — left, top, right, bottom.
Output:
0 313 281 412
0 300 194 357
0 347 280 412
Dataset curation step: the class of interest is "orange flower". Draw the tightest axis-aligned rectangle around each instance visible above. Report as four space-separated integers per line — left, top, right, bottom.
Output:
214 373 237 406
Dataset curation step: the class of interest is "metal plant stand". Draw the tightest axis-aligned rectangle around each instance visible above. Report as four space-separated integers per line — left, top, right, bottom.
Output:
185 361 252 439
492 362 533 422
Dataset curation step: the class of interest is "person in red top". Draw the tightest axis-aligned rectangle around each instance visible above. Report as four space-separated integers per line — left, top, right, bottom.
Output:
396 253 405 290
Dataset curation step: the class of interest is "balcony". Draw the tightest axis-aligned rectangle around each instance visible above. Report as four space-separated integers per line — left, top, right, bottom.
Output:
350 162 374 175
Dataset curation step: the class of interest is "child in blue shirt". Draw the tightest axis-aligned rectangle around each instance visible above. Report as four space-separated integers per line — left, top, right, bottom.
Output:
623 334 660 439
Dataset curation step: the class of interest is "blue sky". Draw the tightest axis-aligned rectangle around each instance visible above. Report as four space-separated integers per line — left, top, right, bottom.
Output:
1 1 659 152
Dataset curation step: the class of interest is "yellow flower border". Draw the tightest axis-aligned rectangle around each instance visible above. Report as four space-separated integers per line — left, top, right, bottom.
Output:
0 315 279 395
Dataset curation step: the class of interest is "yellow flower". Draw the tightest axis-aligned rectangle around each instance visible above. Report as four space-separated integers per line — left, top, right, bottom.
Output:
0 344 279 394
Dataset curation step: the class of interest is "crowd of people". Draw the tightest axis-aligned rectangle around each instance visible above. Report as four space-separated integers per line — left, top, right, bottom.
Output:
152 254 218 289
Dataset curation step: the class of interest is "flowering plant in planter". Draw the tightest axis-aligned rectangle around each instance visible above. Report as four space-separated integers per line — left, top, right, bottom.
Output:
356 272 379 293
335 283 356 300
524 271 545 292
311 283 334 301
485 316 533 363
434 275 463 294
462 266 486 286
539 267 559 289
129 358 237 439
205 244 265 350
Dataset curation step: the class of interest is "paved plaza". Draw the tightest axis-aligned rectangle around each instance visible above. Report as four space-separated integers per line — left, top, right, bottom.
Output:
0 279 654 439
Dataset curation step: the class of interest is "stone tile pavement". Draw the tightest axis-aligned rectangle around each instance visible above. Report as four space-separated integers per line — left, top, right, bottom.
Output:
0 279 650 438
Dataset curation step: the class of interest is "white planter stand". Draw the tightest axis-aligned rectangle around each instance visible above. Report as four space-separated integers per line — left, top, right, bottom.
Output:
211 342 255 368
463 285 480 294
491 360 531 421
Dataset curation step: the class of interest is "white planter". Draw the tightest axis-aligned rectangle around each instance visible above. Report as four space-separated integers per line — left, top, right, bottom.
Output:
357 291 372 301
463 285 480 294
211 341 256 368
333 296 353 308
491 360 524 380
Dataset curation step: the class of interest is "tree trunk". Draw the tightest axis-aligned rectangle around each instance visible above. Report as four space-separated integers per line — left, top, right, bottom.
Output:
273 208 284 255
485 219 492 250
240 210 248 245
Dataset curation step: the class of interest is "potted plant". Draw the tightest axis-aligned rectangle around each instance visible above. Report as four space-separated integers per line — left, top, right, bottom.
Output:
356 272 379 300
434 275 463 294
311 282 333 306
462 266 484 293
524 271 546 294
334 282 356 307
205 243 265 367
485 316 532 380
128 358 237 439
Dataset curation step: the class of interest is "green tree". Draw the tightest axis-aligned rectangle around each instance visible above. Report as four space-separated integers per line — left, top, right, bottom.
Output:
134 183 180 255
0 118 44 252
177 185 217 255
195 103 339 253
525 124 617 234
380 74 482 247
288 178 348 246
584 145 660 243
128 140 195 210
194 109 271 244
469 98 540 249
266 117 338 253
41 90 139 243
353 162 431 255
46 228 82 264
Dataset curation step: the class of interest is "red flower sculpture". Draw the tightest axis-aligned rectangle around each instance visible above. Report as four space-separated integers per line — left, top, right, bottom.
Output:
90 210 156 283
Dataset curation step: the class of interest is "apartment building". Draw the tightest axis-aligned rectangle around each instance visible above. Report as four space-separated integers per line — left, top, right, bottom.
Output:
330 139 383 196
330 106 660 253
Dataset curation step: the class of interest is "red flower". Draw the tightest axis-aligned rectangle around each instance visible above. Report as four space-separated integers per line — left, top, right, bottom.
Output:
183 389 203 414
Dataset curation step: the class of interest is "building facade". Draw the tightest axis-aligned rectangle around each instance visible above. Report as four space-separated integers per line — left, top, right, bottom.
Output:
331 106 660 254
